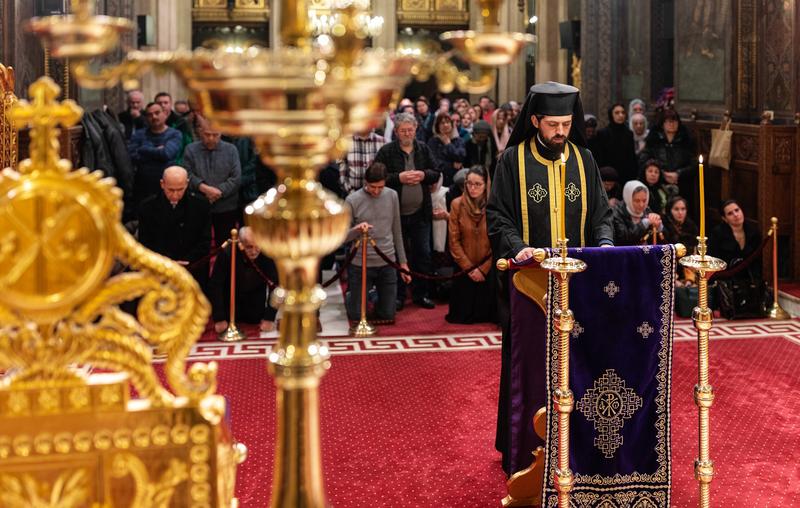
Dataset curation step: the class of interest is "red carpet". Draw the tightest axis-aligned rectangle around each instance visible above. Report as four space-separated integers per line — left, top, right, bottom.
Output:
780 281 800 298
213 324 800 507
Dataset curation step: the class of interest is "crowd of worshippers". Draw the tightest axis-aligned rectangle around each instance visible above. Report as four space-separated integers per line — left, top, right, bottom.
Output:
76 89 766 331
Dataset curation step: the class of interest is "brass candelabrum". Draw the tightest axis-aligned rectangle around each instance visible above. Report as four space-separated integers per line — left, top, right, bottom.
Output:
25 0 534 505
678 238 726 508
539 239 587 508
219 228 248 343
767 217 790 320
350 228 377 337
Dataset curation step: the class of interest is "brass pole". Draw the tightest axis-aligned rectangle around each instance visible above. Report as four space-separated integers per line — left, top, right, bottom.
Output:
652 225 658 246
540 239 587 508
680 238 726 508
219 229 247 342
350 229 376 337
767 217 790 319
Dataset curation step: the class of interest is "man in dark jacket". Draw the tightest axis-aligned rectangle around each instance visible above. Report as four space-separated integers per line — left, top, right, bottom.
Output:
138 166 211 287
128 102 183 207
373 112 440 309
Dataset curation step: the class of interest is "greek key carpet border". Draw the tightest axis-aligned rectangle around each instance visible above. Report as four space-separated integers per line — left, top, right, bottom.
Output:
173 319 800 361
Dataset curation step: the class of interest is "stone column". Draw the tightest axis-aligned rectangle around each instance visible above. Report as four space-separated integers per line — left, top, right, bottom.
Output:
372 0 397 50
270 0 281 49
580 0 612 123
496 0 527 104
136 0 190 102
535 0 567 85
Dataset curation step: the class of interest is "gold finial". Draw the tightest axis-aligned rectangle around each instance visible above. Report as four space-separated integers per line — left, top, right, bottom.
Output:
10 77 82 174
675 243 687 258
496 258 509 271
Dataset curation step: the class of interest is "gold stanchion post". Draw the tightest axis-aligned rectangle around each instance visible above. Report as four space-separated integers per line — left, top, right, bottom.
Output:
767 217 790 319
219 228 247 342
350 228 376 337
679 237 726 507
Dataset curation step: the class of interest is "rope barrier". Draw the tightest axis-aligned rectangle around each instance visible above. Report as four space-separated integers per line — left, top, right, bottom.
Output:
241 241 361 290
185 241 228 271
710 233 771 280
368 238 492 280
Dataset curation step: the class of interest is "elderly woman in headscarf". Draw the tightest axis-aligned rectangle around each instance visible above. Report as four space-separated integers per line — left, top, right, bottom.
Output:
630 112 649 155
612 180 664 246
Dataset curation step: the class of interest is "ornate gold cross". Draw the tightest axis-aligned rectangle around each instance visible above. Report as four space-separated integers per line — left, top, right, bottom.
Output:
9 77 82 174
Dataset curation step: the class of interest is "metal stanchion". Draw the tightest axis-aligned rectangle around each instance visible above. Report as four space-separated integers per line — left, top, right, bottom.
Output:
679 237 726 508
219 228 247 342
767 217 790 319
350 228 376 337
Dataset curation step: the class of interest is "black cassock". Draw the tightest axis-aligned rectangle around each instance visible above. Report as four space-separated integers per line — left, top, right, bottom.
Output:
487 135 613 473
209 246 278 324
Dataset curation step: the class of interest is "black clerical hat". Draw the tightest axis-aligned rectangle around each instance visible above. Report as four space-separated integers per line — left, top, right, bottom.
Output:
507 81 587 148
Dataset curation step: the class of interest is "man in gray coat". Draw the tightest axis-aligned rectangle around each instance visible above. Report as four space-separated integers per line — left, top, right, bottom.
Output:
183 117 242 246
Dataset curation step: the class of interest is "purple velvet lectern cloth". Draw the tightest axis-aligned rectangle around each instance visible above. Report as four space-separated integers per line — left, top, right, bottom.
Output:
508 245 676 507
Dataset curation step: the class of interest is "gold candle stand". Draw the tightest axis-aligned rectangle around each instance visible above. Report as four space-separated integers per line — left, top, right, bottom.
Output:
767 217 790 319
219 228 247 342
350 228 377 337
679 237 726 508
539 239 587 508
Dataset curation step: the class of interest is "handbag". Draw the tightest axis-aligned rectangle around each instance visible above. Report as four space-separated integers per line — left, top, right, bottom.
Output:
709 118 732 170
715 261 767 320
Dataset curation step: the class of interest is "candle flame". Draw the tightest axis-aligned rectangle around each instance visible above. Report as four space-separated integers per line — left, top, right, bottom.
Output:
561 153 566 163
699 155 703 164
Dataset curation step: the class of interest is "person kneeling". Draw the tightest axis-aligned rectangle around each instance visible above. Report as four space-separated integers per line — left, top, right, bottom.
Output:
210 226 277 334
345 162 411 323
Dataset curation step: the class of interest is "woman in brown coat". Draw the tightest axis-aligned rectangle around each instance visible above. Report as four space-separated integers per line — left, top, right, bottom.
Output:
446 166 497 323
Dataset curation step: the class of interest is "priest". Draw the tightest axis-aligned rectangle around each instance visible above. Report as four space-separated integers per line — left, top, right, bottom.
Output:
487 82 614 474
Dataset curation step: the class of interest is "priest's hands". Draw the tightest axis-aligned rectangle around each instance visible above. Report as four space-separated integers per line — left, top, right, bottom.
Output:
515 247 540 262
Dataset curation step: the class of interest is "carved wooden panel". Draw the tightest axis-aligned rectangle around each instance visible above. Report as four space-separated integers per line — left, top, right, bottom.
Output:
398 0 469 26
733 134 758 162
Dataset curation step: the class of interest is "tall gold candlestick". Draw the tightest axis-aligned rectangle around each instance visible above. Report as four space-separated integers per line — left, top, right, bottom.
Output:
559 152 567 245
698 155 705 242
679 238 726 508
540 242 586 508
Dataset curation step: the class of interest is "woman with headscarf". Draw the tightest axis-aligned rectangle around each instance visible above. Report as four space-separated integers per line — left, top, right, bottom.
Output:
594 103 638 183
428 112 467 187
630 112 649 155
628 98 646 120
491 108 511 153
446 165 496 324
612 180 664 246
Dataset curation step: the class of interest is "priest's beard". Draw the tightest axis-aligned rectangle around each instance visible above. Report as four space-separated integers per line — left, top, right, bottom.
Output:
540 132 567 152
